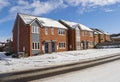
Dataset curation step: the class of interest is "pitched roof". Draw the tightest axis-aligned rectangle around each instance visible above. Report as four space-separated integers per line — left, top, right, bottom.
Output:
60 20 93 31
111 35 120 39
91 28 103 34
18 14 67 29
111 33 120 38
91 28 109 35
96 29 109 35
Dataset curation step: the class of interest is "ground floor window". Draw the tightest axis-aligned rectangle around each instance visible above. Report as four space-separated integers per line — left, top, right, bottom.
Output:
59 42 66 48
32 42 40 50
89 42 94 46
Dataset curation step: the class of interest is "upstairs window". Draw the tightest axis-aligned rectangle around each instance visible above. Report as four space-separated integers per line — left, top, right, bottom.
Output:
32 26 39 33
58 29 65 35
45 28 48 35
90 32 93 37
51 28 54 35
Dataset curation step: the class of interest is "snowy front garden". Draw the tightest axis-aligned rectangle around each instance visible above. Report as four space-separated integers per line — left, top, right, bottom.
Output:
0 48 120 74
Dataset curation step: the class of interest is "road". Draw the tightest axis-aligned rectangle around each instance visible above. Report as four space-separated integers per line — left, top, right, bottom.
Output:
0 53 120 82
31 59 120 82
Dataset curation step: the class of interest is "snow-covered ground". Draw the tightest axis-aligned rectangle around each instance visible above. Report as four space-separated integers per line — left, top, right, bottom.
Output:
0 48 120 74
32 58 120 82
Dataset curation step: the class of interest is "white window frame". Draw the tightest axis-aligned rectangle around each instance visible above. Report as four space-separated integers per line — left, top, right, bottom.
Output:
51 28 54 35
89 41 94 46
90 32 93 37
58 29 65 35
32 26 39 34
32 42 40 50
59 42 66 49
45 28 48 35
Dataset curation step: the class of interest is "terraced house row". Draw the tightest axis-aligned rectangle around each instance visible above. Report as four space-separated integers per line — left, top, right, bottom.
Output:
13 13 110 56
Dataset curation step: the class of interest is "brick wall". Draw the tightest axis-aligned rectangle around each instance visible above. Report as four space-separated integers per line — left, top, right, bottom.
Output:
40 27 68 53
80 31 94 48
13 16 31 56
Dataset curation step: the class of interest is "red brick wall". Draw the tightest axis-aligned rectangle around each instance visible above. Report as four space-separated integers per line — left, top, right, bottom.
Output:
13 17 68 56
13 16 31 56
80 31 94 48
105 35 111 42
13 17 18 53
40 27 68 53
59 21 76 50
99 34 105 43
94 34 99 45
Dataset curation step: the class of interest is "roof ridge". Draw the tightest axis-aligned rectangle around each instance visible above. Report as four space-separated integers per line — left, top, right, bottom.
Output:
18 13 42 18
19 13 58 22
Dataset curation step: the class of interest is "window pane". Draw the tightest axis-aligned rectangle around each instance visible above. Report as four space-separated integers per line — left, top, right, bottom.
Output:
45 28 48 35
37 27 38 33
59 43 60 47
59 29 60 34
32 43 34 49
52 28 54 35
35 43 37 49
63 30 65 34
38 43 40 49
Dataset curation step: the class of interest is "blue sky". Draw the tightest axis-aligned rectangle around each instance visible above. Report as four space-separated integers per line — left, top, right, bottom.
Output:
0 0 120 42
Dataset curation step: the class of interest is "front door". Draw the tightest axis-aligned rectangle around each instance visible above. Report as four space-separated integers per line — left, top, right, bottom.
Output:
45 42 49 53
82 41 85 49
52 42 55 52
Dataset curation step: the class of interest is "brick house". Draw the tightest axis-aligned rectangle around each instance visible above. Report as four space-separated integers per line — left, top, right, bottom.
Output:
111 34 120 42
59 20 94 50
97 29 111 42
91 28 110 45
13 14 68 56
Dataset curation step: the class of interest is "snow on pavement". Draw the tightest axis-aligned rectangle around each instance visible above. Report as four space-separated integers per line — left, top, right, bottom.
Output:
0 48 120 74
33 58 120 82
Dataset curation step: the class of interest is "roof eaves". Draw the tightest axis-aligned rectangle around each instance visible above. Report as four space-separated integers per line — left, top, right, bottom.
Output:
59 20 73 29
18 14 28 25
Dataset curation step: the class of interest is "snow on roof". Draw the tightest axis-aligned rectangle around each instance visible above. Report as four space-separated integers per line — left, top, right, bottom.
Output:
94 31 99 34
97 29 109 35
60 20 93 31
79 24 93 31
19 14 67 29
91 28 105 34
96 30 104 34
111 35 120 39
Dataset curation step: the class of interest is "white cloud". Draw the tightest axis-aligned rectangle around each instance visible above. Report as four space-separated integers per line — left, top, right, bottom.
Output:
0 0 67 23
77 6 96 14
9 0 67 15
31 0 67 15
0 0 10 10
0 0 120 23
65 0 120 14
103 8 114 12
65 0 120 6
